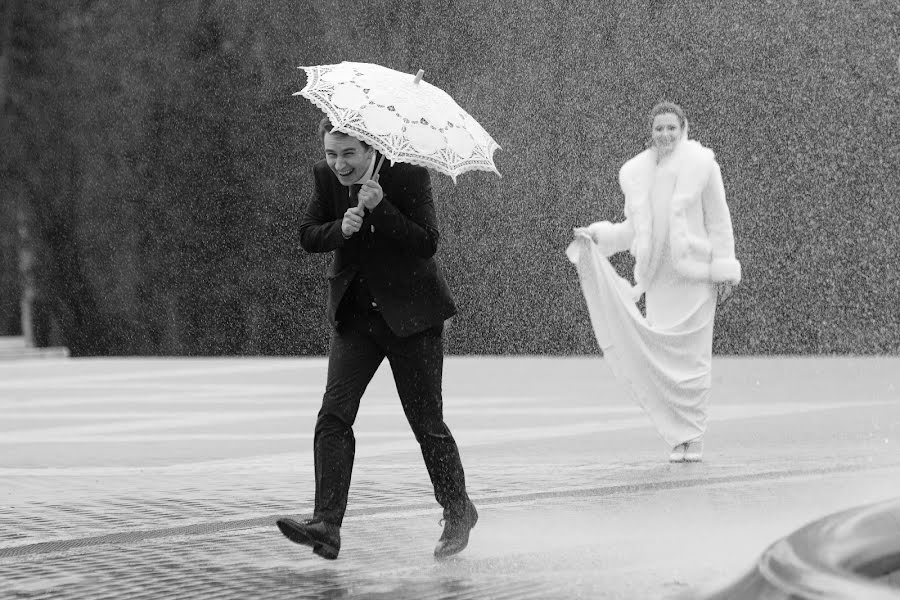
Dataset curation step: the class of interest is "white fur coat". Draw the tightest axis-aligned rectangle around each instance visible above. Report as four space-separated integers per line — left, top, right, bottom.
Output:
585 139 741 299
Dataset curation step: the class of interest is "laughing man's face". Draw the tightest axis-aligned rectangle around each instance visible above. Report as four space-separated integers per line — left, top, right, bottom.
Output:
323 131 374 186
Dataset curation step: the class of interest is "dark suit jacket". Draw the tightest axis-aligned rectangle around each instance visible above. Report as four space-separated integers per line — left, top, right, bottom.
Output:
299 155 457 337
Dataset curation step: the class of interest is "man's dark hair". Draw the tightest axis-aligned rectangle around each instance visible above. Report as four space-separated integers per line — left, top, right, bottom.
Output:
317 116 370 149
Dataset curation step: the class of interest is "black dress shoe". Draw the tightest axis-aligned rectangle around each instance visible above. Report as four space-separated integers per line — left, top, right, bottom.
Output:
434 502 478 559
276 518 341 559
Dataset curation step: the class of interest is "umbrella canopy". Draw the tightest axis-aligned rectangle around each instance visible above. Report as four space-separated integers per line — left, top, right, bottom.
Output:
296 61 501 183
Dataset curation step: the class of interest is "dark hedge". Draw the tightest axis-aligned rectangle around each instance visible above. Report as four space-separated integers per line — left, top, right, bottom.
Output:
1 0 897 355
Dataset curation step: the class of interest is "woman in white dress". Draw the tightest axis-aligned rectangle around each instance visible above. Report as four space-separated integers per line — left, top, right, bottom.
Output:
566 102 741 462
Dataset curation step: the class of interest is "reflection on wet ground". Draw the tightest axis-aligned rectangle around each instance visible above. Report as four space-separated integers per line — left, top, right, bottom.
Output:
1 357 899 598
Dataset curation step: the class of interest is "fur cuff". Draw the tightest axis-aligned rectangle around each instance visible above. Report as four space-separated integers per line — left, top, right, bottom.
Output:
587 221 631 257
710 258 741 283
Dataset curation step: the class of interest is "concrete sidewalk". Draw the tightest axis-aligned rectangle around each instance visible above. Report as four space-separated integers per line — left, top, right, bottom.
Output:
1 356 899 598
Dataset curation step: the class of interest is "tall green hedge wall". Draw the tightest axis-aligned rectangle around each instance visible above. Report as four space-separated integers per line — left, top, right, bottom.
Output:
1 0 897 355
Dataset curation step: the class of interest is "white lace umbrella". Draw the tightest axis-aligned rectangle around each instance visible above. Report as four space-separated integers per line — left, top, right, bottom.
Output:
295 61 501 183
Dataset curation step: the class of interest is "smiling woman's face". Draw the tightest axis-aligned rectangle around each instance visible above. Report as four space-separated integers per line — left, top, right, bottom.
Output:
651 113 683 156
323 132 373 185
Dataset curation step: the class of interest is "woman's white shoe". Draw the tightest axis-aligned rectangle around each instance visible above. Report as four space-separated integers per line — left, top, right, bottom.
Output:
669 443 687 462
684 438 704 462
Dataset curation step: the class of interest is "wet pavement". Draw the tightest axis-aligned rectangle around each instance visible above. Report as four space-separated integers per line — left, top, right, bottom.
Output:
1 356 899 599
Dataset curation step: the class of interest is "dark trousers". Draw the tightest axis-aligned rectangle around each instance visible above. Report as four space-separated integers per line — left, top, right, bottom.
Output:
313 309 470 526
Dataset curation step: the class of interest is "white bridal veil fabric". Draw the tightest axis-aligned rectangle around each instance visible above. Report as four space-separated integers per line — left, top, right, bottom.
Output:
567 234 714 447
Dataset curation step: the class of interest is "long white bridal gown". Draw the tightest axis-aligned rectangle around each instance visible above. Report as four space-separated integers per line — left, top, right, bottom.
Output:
566 159 718 448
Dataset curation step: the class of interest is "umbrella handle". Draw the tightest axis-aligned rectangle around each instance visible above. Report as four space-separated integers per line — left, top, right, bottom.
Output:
372 154 386 182
356 154 387 212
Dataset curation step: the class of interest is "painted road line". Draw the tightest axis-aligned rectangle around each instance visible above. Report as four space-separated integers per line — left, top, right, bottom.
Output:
0 361 324 389
0 410 321 441
0 405 642 422
2 400 895 446
2 381 315 393
0 390 322 410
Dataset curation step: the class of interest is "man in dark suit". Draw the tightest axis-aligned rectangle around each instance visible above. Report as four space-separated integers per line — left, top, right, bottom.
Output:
276 117 477 560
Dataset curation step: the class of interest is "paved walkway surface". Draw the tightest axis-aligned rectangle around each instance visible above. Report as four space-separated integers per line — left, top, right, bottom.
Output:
1 356 899 599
